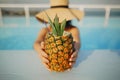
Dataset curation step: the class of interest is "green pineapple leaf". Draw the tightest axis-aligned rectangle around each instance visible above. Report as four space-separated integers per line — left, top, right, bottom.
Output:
54 15 59 36
45 12 66 36
60 19 66 36
45 12 57 35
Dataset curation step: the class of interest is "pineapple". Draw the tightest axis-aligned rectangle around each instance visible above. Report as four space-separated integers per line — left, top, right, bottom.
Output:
44 14 74 72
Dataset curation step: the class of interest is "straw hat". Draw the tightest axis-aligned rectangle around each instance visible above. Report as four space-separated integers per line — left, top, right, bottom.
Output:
36 0 84 23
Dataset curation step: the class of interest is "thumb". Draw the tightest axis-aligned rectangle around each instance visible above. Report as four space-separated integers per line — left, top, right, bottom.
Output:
40 42 45 49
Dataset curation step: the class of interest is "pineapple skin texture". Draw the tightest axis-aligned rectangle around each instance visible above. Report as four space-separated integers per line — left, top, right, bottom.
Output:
45 32 74 72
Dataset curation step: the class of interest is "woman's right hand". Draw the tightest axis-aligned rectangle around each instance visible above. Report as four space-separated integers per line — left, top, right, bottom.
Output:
38 42 51 71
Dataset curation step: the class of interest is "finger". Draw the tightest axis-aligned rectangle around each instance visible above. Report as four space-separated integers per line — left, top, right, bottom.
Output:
41 42 45 49
69 57 77 62
69 61 76 67
43 62 50 69
67 68 72 71
71 51 78 58
38 54 49 64
70 49 73 54
41 51 48 58
47 68 52 72
38 53 42 59
41 56 49 63
43 62 52 72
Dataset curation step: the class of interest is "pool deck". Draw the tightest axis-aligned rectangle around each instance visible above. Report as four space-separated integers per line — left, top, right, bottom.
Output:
0 50 120 80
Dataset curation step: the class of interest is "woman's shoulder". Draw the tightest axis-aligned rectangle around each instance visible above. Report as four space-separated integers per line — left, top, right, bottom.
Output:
68 26 80 33
40 26 51 32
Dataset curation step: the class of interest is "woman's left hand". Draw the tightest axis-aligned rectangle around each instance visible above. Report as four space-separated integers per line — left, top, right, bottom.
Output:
69 49 79 69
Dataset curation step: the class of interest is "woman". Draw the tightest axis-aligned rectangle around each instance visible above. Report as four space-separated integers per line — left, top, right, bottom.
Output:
34 0 84 71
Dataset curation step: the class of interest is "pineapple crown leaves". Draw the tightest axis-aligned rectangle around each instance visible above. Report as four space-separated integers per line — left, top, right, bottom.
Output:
45 12 66 36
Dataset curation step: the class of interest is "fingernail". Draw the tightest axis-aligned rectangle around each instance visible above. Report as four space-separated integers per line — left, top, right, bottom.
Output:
47 69 50 71
71 55 74 58
68 68 71 71
68 69 70 71
69 63 72 65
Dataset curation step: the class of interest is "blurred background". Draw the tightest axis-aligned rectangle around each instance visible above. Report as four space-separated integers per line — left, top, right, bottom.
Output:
0 0 120 80
0 0 120 4
0 0 120 17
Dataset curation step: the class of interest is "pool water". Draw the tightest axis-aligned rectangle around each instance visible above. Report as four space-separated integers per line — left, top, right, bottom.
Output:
0 16 120 50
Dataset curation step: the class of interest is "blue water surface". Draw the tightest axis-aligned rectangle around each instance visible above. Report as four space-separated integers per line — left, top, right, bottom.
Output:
0 16 120 50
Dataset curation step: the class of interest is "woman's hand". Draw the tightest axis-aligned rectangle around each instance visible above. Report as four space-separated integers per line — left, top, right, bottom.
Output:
39 41 79 71
38 42 51 71
69 41 80 70
69 50 78 68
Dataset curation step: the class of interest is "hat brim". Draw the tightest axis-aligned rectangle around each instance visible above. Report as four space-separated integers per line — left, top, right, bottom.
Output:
36 8 84 23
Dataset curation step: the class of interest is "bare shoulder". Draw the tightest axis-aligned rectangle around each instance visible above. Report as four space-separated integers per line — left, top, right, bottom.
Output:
69 26 80 34
40 27 49 32
37 26 51 38
35 27 50 42
39 26 51 33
